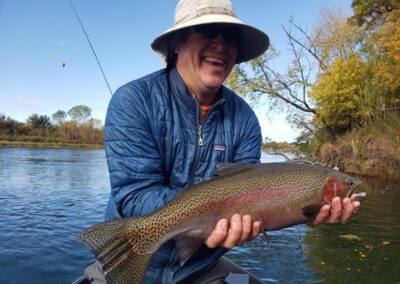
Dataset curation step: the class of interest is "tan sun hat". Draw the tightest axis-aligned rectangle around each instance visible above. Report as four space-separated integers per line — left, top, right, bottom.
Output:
151 0 269 64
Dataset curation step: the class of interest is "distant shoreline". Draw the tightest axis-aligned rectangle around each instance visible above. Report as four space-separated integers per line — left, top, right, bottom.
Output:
0 140 103 149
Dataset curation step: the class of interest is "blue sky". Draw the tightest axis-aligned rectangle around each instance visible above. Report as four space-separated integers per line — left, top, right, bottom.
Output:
0 0 352 142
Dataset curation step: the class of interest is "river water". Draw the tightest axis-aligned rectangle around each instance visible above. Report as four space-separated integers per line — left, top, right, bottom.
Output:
0 147 399 283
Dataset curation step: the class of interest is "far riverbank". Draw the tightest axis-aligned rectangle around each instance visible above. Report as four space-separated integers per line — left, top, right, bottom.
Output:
0 140 103 149
304 115 400 181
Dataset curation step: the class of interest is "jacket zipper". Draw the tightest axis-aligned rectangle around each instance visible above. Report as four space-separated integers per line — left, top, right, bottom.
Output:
189 99 224 185
197 99 224 146
189 100 203 186
198 125 203 146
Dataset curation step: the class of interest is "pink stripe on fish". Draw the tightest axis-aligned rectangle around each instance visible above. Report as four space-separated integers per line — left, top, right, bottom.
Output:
194 186 305 214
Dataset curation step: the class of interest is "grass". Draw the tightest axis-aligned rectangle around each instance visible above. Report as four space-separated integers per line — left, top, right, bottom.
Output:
344 113 400 159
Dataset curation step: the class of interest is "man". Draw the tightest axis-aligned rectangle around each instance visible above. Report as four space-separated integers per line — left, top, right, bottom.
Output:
86 0 361 283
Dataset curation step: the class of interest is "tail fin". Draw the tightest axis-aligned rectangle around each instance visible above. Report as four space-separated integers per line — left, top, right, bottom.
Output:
78 218 153 284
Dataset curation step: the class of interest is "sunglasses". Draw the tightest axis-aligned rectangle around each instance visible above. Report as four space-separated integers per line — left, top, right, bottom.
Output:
193 24 241 45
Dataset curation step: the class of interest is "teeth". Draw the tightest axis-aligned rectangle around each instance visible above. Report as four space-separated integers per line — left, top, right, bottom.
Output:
204 57 224 65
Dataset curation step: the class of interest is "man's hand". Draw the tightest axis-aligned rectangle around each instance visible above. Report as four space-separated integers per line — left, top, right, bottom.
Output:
205 214 262 249
204 197 361 249
309 197 361 226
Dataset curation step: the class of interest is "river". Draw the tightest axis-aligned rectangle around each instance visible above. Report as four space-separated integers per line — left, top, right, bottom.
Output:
0 147 399 283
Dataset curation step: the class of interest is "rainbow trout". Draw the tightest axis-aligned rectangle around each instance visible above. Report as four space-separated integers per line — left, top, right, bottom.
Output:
78 162 365 284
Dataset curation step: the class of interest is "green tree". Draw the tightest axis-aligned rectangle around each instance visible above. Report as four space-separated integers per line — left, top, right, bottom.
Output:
67 105 92 125
52 110 67 126
27 114 52 129
0 114 20 135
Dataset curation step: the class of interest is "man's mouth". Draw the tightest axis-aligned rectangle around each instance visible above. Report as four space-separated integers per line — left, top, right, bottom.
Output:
203 56 224 66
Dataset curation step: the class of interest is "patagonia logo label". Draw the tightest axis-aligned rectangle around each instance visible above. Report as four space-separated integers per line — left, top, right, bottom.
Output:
213 144 225 151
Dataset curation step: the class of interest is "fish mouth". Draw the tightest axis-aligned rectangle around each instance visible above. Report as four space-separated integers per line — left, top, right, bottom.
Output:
345 178 366 201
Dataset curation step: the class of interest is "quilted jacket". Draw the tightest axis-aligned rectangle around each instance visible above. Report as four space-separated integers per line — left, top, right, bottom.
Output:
104 66 262 283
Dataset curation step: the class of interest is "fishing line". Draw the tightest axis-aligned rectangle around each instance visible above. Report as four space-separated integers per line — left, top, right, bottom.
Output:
67 0 113 96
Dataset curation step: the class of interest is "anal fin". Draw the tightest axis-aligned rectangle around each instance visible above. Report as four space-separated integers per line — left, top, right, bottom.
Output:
174 229 205 266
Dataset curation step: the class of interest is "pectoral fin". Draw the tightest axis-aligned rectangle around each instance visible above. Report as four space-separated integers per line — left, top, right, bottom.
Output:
302 204 323 219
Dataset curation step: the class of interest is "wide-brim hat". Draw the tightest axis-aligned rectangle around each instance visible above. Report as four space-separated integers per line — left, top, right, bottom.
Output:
151 0 269 64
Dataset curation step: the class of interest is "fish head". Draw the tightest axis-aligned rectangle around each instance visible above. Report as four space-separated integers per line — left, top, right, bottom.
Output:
302 168 365 220
322 173 364 204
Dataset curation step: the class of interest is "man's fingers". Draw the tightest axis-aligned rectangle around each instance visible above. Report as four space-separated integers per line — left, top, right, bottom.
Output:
205 219 228 249
249 220 262 241
309 197 362 226
238 215 252 245
352 201 361 213
223 214 243 248
326 197 342 223
205 215 266 249
340 198 354 224
310 204 330 226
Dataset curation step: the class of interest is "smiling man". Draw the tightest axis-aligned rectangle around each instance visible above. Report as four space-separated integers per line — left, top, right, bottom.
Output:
85 0 361 283
175 25 238 104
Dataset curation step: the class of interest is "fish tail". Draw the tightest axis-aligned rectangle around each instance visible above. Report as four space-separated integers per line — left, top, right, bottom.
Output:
78 218 153 284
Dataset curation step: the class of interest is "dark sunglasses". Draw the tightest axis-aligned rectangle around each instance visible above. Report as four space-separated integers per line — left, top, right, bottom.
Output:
193 24 241 45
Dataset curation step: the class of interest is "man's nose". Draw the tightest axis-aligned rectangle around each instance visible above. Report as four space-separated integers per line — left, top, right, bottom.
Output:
211 34 228 50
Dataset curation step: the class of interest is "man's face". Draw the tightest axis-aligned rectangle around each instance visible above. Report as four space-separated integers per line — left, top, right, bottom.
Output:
175 24 238 96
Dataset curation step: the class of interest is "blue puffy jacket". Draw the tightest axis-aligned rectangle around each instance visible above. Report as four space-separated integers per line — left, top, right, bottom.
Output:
104 66 261 283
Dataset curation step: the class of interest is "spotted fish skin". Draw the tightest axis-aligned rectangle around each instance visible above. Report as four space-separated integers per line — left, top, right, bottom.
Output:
78 162 363 284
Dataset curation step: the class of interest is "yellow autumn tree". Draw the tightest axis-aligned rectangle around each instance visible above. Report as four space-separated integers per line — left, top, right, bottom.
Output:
310 52 372 132
374 9 400 97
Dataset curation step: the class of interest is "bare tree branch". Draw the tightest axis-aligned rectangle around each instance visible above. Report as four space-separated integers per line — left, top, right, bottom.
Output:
283 21 328 71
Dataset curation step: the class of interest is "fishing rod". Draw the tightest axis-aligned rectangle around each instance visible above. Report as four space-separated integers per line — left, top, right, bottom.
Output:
67 0 113 96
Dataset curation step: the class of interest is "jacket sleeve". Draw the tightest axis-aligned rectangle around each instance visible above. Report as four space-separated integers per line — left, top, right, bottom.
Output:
104 85 180 218
233 108 262 164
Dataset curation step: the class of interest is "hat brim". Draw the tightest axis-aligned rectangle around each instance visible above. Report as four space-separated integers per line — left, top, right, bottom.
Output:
151 14 269 64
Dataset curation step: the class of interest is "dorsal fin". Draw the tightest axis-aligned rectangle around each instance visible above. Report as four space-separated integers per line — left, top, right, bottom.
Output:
214 163 250 177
